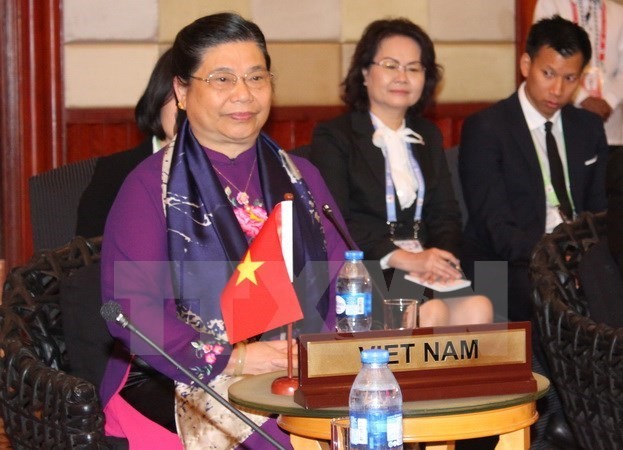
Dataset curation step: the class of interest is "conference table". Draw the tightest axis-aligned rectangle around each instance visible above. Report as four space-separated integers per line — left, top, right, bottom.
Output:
229 371 549 449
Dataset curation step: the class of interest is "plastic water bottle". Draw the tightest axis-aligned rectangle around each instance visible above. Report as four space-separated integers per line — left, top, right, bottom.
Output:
349 349 403 449
335 250 372 332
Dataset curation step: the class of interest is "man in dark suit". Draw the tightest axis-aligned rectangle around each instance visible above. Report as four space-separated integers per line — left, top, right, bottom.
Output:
459 16 608 323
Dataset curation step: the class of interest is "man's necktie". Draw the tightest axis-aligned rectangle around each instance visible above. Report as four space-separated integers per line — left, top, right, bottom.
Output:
545 121 573 220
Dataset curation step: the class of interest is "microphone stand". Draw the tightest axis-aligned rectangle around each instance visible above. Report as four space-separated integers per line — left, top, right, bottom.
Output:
322 204 358 251
101 301 286 450
322 204 388 303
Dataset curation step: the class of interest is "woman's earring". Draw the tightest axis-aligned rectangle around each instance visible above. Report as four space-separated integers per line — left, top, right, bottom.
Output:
177 101 185 110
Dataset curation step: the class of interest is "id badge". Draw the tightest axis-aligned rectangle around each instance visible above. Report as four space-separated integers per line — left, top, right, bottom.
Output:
583 66 604 97
393 239 423 254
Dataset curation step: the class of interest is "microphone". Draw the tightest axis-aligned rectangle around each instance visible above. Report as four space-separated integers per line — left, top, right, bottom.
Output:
100 301 286 450
322 204 358 250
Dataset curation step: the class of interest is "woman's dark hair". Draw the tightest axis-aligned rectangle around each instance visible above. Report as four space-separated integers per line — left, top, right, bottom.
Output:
134 48 175 140
171 12 271 83
342 18 442 115
526 15 592 67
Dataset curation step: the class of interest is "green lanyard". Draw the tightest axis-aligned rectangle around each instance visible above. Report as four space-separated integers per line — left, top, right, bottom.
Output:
534 124 576 215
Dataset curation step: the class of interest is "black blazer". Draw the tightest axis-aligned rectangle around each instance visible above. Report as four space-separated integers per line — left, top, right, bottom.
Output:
310 110 462 260
459 92 608 265
76 138 153 238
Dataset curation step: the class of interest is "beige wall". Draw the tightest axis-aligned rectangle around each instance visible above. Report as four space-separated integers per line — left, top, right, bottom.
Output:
63 0 516 108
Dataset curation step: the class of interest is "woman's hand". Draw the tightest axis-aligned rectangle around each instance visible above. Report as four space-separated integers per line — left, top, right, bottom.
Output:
388 248 462 283
225 339 298 376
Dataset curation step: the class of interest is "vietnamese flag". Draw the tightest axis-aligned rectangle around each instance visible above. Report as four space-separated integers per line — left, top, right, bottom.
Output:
220 201 303 344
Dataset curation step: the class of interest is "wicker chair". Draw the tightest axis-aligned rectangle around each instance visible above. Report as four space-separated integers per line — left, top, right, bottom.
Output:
0 236 126 449
531 211 623 450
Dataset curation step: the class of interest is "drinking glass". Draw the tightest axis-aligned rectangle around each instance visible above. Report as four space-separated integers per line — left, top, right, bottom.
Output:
383 298 420 330
330 416 350 450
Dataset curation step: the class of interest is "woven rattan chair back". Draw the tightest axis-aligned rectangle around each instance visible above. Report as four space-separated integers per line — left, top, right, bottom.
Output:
0 236 120 449
0 339 106 449
531 212 623 450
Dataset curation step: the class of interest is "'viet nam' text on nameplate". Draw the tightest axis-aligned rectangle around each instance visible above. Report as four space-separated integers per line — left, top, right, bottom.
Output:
306 328 526 378
294 322 535 408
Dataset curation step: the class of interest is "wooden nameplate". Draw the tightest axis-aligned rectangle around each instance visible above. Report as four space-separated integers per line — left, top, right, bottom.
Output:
294 322 536 409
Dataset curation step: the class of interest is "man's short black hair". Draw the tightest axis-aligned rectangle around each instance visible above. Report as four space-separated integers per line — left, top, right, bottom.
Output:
526 15 592 67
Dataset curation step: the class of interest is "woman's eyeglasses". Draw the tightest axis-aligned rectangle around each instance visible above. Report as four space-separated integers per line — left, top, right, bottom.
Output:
371 58 425 76
189 69 274 91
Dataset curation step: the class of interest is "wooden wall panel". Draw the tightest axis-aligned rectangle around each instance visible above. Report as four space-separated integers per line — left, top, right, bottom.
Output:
64 103 491 162
66 123 141 161
65 108 144 161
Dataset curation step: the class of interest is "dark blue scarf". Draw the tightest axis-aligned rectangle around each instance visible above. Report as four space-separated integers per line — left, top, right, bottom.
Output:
165 119 329 341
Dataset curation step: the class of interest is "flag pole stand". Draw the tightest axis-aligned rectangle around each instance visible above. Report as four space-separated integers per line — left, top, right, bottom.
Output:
271 322 298 395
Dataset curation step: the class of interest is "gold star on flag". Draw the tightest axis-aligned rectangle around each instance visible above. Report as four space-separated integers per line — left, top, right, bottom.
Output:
235 251 264 286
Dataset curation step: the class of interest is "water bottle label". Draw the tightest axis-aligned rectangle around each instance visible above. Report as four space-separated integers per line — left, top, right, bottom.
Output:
350 409 402 449
386 413 403 447
336 292 371 316
349 414 368 446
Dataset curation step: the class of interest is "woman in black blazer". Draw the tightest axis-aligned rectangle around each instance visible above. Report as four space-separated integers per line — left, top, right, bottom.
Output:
310 18 492 328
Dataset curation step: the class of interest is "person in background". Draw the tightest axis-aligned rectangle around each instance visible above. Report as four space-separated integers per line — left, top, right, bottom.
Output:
533 0 623 153
309 18 493 329
100 12 349 449
75 48 178 238
459 15 607 323
459 16 608 448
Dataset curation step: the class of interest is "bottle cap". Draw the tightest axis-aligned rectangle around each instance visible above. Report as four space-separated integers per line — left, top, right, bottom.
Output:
345 250 364 261
361 348 389 364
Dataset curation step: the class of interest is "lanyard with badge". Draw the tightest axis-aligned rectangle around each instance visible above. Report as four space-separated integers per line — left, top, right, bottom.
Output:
571 0 607 97
383 144 426 254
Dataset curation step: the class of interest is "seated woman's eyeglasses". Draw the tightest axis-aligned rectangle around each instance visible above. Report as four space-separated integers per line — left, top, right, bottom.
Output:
371 58 425 75
190 69 274 91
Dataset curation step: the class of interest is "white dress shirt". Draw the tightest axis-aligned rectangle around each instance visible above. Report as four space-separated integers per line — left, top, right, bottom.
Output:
518 82 574 232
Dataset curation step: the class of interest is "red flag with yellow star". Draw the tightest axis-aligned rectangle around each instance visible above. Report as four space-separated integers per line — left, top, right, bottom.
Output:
220 201 302 344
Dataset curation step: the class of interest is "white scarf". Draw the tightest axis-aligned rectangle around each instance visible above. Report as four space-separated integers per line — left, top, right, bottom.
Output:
371 115 425 209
